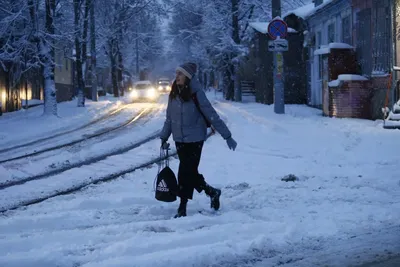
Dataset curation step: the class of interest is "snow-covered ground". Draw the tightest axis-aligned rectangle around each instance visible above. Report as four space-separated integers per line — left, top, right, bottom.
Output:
0 103 145 164
0 96 167 187
0 95 129 148
0 91 399 267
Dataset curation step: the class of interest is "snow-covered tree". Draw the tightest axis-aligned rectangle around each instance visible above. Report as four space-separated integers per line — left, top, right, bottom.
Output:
0 0 73 116
166 0 308 100
95 0 164 96
41 0 58 115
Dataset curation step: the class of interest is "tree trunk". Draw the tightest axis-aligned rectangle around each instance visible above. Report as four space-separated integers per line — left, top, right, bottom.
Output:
230 0 240 101
42 0 57 116
109 40 119 97
135 32 139 75
231 0 240 44
272 0 282 18
74 0 85 107
25 75 28 109
117 43 124 96
225 65 235 100
82 0 90 86
90 0 98 101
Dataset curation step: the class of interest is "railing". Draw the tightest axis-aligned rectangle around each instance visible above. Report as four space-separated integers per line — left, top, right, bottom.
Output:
240 80 255 96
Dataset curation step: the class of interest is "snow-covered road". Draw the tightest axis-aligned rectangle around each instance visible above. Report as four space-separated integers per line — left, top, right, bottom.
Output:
0 92 399 267
0 96 127 149
0 99 168 186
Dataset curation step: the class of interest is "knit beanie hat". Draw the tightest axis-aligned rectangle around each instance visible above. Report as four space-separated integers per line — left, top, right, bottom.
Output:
176 62 197 79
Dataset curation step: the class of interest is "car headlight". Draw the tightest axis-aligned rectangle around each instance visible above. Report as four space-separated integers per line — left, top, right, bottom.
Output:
146 89 157 98
166 86 171 91
158 86 163 91
130 90 139 98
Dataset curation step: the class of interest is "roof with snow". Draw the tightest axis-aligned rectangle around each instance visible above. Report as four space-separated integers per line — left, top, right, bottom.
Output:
283 0 336 20
249 22 297 34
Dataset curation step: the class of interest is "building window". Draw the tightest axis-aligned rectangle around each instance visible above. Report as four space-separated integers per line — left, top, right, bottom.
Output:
373 6 390 73
342 15 352 44
327 23 335 43
356 8 372 75
316 31 322 48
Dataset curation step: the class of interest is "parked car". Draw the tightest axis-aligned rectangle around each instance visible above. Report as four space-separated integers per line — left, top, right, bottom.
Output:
128 80 159 102
157 78 171 94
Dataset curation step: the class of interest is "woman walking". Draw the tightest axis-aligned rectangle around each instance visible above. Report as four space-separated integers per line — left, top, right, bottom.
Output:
160 62 237 218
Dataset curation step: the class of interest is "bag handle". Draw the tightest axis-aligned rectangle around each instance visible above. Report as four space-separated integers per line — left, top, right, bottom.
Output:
153 146 170 191
163 146 169 167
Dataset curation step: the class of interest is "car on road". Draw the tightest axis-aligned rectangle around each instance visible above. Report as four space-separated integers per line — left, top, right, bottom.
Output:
157 78 171 94
128 80 159 102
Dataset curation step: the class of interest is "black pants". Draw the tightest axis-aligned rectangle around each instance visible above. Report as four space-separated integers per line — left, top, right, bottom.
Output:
175 141 206 199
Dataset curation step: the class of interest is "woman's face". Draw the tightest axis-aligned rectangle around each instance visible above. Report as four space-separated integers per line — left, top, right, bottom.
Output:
175 70 187 86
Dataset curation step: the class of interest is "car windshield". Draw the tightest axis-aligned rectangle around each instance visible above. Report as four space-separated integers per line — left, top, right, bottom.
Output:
159 82 169 86
135 84 151 89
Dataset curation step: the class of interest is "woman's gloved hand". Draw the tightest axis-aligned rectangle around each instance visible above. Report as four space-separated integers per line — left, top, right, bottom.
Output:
226 137 237 151
161 139 170 150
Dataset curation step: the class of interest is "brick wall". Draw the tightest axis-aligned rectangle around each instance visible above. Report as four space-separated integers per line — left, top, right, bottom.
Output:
371 75 390 89
329 80 373 119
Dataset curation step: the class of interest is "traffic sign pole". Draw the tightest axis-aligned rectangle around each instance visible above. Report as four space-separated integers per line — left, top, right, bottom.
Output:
273 50 285 114
268 18 287 114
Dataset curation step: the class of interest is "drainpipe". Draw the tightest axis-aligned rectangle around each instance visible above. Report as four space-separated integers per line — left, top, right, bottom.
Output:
350 1 354 47
391 0 397 106
389 0 397 106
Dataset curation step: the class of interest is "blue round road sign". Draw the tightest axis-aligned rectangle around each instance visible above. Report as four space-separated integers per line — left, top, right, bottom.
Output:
267 19 288 40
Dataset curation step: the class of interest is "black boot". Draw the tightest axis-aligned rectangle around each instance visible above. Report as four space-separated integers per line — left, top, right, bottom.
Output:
174 198 187 218
203 184 221 211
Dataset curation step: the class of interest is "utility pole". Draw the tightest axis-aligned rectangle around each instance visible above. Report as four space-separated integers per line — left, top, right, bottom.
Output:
271 0 285 114
272 0 281 18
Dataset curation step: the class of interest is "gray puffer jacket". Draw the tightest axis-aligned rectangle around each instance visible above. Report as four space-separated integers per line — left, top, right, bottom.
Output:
160 78 231 143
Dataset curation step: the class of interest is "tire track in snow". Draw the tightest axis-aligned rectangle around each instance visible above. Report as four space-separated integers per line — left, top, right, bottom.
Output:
0 131 215 213
0 102 133 154
0 106 151 164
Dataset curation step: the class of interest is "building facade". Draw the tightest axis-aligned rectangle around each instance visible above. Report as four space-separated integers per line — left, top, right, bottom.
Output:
302 0 353 108
55 48 75 103
284 0 394 119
